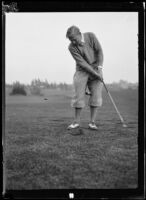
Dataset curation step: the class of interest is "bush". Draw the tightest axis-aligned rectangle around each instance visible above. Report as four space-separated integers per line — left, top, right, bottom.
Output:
30 85 43 96
10 81 27 96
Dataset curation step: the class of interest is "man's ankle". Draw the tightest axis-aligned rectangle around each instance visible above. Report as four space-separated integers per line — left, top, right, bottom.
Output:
73 120 80 124
90 121 95 124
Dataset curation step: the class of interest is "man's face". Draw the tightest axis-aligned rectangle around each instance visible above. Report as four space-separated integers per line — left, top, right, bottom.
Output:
69 34 82 46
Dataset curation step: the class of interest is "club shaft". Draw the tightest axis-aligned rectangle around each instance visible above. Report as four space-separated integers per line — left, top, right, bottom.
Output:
102 81 125 124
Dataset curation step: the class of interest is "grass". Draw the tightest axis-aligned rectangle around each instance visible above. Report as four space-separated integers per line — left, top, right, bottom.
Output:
5 88 138 189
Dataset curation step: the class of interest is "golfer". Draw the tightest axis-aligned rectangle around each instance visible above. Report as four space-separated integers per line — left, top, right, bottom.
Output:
66 25 104 130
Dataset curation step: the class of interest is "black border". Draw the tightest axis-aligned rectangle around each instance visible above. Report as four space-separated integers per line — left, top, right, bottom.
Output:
3 1 145 12
2 1 145 199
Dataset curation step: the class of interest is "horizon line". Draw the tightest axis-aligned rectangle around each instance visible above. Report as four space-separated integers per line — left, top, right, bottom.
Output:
5 80 138 85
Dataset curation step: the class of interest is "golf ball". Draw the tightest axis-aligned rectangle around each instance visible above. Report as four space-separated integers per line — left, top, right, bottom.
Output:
123 124 127 128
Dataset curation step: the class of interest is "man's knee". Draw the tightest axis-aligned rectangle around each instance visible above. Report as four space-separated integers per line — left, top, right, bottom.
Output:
88 97 102 107
71 99 85 108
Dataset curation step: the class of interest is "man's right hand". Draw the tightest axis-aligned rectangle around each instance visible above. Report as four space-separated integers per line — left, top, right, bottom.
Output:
93 70 103 82
96 74 103 82
91 64 103 82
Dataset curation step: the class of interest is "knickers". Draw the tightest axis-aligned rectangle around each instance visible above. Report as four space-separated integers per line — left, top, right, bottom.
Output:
71 69 103 108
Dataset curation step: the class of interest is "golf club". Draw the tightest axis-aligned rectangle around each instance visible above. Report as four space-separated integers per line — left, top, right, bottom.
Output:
102 81 127 127
86 79 127 128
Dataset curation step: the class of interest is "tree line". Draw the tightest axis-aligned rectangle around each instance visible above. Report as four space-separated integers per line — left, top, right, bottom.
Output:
6 79 73 96
6 78 72 90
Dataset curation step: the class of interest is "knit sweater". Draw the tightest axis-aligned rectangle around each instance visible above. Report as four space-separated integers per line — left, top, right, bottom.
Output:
68 32 104 75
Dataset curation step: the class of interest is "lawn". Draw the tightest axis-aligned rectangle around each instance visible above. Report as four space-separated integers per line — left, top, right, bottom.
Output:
4 88 138 189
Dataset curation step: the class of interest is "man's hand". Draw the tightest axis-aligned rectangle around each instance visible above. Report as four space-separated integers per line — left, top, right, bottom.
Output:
90 64 103 82
98 66 103 82
95 73 103 82
93 67 103 82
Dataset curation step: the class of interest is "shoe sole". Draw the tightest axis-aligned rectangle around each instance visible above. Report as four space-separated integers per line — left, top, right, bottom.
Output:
88 126 98 130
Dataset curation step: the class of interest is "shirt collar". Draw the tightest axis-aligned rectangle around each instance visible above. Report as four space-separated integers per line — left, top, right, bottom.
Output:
81 33 85 44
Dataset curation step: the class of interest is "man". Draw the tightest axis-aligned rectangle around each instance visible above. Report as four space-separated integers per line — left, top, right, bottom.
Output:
66 25 104 130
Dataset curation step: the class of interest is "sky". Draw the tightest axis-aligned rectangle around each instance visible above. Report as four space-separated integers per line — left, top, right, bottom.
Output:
5 12 138 84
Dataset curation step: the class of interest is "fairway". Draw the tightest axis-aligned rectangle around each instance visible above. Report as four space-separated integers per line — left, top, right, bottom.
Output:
5 88 138 189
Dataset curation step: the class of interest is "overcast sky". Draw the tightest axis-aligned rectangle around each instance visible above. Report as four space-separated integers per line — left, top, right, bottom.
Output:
6 12 138 84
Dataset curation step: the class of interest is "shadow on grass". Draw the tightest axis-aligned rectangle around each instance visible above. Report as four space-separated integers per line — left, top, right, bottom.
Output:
67 128 85 136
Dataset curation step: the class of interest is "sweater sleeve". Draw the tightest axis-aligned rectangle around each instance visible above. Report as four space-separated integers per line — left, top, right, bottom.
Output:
69 45 102 79
89 33 104 66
